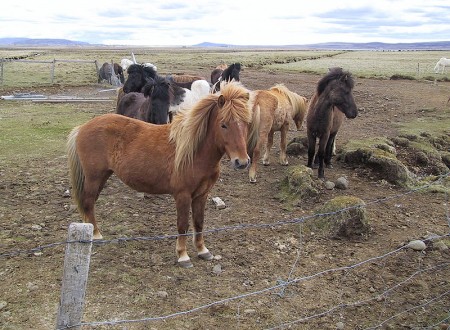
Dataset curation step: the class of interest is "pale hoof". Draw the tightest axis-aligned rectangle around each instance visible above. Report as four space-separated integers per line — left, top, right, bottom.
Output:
178 260 193 268
198 251 214 261
249 177 257 183
326 164 333 169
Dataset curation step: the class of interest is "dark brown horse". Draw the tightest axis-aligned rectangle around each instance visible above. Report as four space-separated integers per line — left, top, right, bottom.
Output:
211 63 241 92
98 62 124 85
117 75 185 124
306 67 358 179
67 82 252 268
122 64 158 93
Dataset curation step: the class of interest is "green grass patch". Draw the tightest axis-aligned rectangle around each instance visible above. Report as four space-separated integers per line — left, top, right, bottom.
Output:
0 101 95 164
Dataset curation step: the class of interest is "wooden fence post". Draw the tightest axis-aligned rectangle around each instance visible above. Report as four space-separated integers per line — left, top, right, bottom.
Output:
56 223 93 330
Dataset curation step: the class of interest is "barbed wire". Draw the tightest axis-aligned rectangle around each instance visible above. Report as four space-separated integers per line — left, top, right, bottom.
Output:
2 172 449 258
57 250 449 329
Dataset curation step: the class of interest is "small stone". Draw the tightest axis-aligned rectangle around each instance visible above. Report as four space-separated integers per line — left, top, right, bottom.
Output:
335 177 349 189
336 321 345 329
63 189 71 197
0 301 7 311
407 240 426 251
212 197 226 209
243 309 257 314
324 181 335 190
156 291 168 298
213 264 222 274
31 224 42 230
213 255 222 261
369 286 376 293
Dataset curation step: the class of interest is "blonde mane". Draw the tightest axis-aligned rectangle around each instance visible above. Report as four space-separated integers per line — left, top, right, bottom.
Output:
269 83 307 119
169 82 251 174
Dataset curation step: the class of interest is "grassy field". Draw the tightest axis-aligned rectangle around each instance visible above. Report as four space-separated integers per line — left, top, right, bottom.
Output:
1 47 449 87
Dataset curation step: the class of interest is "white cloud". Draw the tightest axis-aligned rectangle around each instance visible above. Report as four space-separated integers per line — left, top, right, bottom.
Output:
1 0 449 45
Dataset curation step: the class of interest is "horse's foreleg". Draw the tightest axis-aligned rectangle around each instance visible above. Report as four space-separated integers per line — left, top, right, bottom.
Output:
279 123 289 165
325 133 337 168
175 194 193 268
317 134 329 179
307 135 316 168
191 193 213 261
263 130 275 165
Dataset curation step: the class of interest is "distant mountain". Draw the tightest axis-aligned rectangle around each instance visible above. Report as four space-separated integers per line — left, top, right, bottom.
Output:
0 38 90 46
194 41 450 50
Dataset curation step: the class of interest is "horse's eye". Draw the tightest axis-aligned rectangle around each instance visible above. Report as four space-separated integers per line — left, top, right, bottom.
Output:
221 123 227 129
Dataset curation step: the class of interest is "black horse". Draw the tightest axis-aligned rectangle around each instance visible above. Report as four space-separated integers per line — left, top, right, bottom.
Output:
306 67 358 179
98 62 124 85
122 64 158 93
211 63 241 92
117 75 185 125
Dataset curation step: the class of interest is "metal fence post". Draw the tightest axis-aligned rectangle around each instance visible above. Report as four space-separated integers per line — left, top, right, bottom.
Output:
56 223 93 330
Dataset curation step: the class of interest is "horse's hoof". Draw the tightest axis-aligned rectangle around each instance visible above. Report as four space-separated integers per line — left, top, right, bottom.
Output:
281 162 289 166
249 177 257 183
198 252 214 261
263 162 270 166
178 260 194 268
326 164 333 169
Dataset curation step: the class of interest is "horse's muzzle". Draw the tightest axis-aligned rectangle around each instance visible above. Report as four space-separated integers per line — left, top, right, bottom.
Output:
232 156 251 170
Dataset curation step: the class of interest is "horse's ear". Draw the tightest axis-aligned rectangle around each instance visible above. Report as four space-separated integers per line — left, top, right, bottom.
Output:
218 95 226 108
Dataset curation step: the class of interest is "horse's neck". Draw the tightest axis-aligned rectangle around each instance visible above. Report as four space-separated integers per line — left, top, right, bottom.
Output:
312 93 334 127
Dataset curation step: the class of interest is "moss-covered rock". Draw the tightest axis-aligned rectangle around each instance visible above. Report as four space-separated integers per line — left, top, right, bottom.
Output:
277 165 320 203
307 196 370 239
337 137 413 186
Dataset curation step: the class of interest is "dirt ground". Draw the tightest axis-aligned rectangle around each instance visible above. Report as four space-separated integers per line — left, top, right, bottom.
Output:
1 68 449 330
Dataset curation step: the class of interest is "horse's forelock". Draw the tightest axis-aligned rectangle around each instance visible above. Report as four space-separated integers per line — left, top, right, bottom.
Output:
127 64 143 75
219 82 251 123
317 68 354 94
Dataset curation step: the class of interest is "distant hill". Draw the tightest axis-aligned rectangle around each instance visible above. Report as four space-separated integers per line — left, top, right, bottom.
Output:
0 38 90 46
2 38 450 50
194 41 450 50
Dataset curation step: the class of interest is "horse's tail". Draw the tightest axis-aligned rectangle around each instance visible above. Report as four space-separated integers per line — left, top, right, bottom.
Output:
247 94 261 155
67 126 86 219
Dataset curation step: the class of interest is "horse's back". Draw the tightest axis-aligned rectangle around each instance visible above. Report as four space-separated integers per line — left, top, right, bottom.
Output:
117 92 146 117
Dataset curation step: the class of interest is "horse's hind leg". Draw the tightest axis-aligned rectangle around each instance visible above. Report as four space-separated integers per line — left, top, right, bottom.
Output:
80 172 112 239
263 130 275 165
191 193 213 261
279 123 289 165
325 133 337 168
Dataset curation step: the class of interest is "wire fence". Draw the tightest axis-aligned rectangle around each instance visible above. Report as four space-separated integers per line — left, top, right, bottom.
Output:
1 173 449 329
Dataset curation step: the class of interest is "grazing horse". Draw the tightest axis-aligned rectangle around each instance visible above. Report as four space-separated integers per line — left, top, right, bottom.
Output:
98 62 125 85
169 79 211 121
116 75 185 124
67 82 252 268
211 63 241 92
247 84 308 183
306 67 358 179
434 57 450 74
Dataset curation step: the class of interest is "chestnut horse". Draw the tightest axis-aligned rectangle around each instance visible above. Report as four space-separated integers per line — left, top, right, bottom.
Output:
247 84 308 182
306 67 358 179
116 75 185 124
67 82 252 268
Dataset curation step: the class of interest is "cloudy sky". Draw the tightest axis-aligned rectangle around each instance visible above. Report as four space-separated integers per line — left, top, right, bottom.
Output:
1 0 449 46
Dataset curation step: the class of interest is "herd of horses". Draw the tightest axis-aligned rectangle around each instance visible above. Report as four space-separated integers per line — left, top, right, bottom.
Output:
71 63 358 267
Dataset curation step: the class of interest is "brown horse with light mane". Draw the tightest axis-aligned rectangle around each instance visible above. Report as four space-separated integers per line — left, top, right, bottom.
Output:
67 82 252 268
247 84 308 183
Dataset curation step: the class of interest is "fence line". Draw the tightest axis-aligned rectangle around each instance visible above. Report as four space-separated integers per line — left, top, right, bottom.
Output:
0 58 99 84
2 173 449 329
1 172 448 259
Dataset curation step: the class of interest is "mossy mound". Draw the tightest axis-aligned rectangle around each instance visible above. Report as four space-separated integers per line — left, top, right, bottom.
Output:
337 137 414 186
307 196 370 239
277 165 320 203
